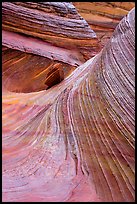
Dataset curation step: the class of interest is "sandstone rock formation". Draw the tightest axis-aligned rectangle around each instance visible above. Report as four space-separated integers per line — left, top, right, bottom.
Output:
2 2 101 93
2 3 135 202
74 2 135 48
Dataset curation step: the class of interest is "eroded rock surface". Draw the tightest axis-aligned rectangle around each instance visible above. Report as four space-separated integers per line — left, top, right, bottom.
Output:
74 2 135 48
2 2 101 92
2 46 76 92
2 6 135 202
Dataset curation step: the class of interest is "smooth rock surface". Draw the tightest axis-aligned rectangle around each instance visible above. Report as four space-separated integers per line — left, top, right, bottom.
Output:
2 46 76 92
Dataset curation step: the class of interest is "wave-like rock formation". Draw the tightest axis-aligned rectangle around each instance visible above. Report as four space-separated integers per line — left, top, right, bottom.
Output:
74 2 135 48
2 4 135 203
2 2 100 57
2 2 100 92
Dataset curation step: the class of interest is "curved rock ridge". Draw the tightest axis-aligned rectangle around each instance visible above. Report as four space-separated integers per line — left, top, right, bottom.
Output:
73 2 135 48
2 2 100 92
2 7 135 203
2 2 100 61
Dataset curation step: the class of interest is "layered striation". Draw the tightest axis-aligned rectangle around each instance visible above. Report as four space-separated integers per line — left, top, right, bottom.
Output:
2 7 135 202
2 2 101 92
2 2 100 61
74 2 135 48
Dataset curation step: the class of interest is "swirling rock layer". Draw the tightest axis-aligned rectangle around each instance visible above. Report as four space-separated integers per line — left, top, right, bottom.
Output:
2 5 135 203
2 2 100 92
2 2 100 60
74 2 135 48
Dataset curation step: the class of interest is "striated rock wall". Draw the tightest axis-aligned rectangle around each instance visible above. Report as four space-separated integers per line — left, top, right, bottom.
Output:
74 2 135 48
2 2 100 60
2 2 101 92
2 6 135 202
